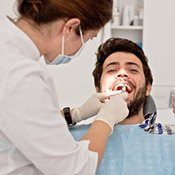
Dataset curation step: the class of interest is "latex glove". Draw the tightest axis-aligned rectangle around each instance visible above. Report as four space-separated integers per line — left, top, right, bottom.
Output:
95 93 129 134
71 93 108 123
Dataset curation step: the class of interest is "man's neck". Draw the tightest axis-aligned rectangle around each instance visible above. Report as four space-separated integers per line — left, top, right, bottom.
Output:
119 110 145 125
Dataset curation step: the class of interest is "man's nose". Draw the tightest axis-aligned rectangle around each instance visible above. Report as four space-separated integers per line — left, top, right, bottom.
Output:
115 69 128 79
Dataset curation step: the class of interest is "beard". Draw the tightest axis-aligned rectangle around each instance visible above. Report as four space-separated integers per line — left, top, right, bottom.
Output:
127 85 147 118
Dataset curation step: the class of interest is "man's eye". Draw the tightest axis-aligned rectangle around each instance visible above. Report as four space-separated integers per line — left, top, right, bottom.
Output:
107 70 116 73
129 69 138 73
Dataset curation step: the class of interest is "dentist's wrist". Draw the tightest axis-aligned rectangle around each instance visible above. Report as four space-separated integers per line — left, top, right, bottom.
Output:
70 107 82 123
63 107 76 126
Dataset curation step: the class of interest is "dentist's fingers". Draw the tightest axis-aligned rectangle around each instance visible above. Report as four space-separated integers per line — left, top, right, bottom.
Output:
106 90 121 96
106 91 128 100
120 92 128 100
94 92 111 102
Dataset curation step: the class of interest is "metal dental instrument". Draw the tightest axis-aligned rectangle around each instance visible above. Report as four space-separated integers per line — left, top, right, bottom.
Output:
121 83 126 93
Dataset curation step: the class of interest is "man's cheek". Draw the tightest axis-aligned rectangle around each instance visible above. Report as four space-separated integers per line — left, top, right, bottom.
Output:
101 85 107 93
126 93 134 104
100 79 108 93
101 77 115 93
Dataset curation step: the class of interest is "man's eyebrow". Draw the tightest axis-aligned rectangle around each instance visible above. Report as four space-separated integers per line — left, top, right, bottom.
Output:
126 62 141 68
104 62 119 70
104 61 141 69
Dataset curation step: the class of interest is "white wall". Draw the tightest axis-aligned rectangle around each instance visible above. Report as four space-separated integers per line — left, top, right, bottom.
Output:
143 0 175 109
0 0 17 18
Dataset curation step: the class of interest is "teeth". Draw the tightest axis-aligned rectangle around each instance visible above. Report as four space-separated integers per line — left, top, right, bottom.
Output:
115 83 126 91
121 85 127 92
113 83 132 93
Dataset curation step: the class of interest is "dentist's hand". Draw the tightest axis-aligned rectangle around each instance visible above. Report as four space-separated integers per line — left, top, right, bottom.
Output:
71 93 108 123
95 93 129 134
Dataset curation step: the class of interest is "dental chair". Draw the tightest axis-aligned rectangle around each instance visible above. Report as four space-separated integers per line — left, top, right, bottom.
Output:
143 95 157 116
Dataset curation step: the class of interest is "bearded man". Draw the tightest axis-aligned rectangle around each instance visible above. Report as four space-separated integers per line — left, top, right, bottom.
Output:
70 38 175 175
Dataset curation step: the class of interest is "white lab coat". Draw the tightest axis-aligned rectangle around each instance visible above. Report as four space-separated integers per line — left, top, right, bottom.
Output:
0 16 97 175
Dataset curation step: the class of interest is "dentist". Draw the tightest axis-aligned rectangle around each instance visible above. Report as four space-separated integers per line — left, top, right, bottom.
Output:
0 0 129 174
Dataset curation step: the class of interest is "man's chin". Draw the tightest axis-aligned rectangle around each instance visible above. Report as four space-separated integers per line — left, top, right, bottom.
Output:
126 91 147 118
127 97 146 118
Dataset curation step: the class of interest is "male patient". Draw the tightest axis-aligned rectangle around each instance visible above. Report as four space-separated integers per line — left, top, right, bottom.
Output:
70 38 175 175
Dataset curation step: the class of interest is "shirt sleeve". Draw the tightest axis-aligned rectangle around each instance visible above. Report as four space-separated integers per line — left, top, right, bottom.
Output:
0 61 98 175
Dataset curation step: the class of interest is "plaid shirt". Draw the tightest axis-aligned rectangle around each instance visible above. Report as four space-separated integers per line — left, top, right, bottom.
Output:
139 112 175 135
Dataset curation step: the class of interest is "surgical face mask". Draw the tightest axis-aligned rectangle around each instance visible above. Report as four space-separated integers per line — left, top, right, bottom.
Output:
49 25 85 65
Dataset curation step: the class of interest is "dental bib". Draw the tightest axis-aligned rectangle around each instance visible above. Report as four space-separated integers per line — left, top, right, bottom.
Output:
70 124 175 175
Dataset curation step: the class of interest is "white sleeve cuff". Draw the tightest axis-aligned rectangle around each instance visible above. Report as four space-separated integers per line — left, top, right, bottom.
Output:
77 140 98 175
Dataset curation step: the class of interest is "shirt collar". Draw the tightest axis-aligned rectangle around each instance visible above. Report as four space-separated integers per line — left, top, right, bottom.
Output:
2 16 40 62
139 112 175 135
139 112 157 132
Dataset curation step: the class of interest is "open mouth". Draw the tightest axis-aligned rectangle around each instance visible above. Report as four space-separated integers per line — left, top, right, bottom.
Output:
111 82 133 94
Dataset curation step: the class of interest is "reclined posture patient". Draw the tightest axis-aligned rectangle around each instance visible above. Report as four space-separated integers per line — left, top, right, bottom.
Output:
70 38 175 175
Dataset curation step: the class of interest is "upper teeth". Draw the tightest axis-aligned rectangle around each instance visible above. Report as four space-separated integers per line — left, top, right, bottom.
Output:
114 83 127 92
114 83 132 92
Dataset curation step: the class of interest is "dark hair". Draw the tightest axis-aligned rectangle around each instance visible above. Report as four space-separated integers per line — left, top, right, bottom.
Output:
17 0 113 34
93 38 153 90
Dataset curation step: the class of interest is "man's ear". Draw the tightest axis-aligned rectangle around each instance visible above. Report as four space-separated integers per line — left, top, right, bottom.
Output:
146 83 152 96
62 18 81 37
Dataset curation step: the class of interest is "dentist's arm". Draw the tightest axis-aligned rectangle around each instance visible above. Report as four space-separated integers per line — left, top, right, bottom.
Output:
61 93 107 124
61 91 122 125
82 94 129 163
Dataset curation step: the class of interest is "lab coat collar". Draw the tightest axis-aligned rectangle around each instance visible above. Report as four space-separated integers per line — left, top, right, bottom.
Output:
2 16 40 62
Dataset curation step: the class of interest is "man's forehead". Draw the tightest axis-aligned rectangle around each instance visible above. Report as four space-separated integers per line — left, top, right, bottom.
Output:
103 52 143 68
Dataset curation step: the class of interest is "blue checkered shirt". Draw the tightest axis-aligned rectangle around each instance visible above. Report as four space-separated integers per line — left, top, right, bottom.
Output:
139 111 175 135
